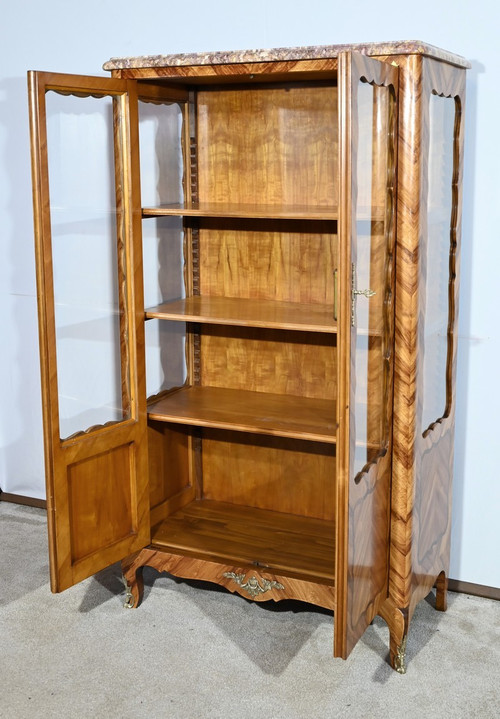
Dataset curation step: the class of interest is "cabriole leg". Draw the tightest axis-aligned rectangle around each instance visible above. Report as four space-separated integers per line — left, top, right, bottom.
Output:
121 554 145 609
435 570 448 612
378 598 410 674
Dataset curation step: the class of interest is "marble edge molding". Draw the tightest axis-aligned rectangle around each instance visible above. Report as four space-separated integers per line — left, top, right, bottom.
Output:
103 40 470 71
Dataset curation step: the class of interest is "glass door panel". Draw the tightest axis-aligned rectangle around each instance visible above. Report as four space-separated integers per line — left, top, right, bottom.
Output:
29 72 149 592
352 80 395 479
421 94 458 433
138 99 185 206
138 95 188 398
46 91 130 438
336 52 397 660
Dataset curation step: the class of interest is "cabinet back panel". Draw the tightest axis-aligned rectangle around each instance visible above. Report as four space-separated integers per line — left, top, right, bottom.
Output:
200 325 337 400
196 84 338 206
201 430 336 521
198 219 337 305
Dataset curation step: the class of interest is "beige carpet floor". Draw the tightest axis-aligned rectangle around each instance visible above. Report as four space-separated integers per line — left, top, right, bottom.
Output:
1 501 499 718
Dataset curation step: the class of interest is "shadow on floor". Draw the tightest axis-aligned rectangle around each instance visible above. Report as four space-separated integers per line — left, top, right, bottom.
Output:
80 563 334 675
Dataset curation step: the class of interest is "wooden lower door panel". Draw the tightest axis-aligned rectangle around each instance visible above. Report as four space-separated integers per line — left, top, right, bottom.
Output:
54 433 149 589
68 444 136 563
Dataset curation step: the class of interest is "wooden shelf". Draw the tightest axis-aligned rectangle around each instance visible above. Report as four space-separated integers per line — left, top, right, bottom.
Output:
145 296 337 333
142 201 338 221
148 386 337 443
151 499 335 582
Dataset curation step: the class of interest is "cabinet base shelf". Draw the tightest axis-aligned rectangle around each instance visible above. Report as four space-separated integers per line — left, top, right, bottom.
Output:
150 499 336 583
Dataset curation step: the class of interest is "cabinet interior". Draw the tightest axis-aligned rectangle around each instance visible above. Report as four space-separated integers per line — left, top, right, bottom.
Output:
140 77 339 584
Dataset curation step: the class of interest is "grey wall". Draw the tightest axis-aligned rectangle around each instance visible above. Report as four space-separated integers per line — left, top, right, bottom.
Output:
1 0 498 588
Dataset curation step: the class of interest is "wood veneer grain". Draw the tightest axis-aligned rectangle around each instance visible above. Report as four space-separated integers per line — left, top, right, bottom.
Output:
200 429 336 521
197 219 337 306
122 548 336 611
379 54 467 671
199 325 336 401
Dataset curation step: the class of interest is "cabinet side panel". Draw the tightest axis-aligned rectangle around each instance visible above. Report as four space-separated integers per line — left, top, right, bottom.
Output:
147 422 194 521
389 57 466 615
410 59 466 610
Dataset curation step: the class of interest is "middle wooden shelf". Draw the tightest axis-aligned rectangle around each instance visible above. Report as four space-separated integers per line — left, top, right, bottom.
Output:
145 296 337 333
147 386 337 443
141 201 339 221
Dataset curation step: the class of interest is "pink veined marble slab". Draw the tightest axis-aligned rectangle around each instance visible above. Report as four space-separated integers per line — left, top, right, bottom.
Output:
103 41 470 71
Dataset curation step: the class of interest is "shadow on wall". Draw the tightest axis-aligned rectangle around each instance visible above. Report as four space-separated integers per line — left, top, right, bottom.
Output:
0 75 45 499
0 74 188 497
450 59 482 579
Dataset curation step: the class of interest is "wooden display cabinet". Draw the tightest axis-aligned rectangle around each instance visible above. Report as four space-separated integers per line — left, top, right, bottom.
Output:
28 41 468 672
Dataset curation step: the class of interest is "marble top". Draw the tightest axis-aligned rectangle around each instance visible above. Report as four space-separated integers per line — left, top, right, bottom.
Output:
103 41 470 71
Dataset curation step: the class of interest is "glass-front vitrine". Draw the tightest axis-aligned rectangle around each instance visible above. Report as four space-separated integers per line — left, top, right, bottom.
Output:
29 42 468 673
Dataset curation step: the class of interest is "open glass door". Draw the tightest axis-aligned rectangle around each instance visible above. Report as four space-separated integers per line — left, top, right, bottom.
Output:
335 53 398 658
28 72 149 591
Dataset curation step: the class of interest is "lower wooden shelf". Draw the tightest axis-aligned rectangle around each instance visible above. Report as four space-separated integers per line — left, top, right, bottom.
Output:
151 499 335 584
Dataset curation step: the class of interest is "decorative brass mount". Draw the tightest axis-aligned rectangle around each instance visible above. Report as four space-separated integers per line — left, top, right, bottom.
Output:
121 575 135 609
351 262 376 326
394 636 408 674
223 572 285 598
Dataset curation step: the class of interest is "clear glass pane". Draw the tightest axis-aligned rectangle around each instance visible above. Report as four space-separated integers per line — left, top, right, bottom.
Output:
142 216 184 307
144 320 186 397
138 99 184 206
421 95 456 432
139 99 187 397
142 218 186 397
353 80 394 478
46 91 130 439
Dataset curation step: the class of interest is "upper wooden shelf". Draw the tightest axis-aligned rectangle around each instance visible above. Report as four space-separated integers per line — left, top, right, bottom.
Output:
148 386 337 443
142 201 338 221
142 202 388 222
146 296 337 333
